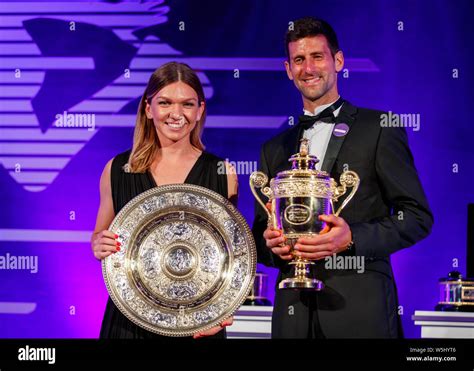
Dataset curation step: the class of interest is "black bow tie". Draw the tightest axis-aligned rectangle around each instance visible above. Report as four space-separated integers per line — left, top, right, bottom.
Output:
298 98 345 130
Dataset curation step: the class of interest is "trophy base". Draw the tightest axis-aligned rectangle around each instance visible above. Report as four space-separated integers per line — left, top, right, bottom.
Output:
279 277 324 291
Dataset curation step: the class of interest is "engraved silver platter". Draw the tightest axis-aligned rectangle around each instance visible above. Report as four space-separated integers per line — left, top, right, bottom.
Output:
102 184 256 337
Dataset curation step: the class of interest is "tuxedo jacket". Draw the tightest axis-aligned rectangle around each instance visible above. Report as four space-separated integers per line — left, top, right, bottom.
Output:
252 101 433 338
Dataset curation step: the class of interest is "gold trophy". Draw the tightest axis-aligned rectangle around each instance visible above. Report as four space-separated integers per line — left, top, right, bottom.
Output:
250 139 360 290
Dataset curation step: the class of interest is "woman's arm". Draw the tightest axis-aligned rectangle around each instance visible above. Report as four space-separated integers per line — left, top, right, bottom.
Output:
225 161 238 206
91 159 119 260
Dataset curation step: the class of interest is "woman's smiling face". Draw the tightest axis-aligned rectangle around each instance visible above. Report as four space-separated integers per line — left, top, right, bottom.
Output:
146 81 205 145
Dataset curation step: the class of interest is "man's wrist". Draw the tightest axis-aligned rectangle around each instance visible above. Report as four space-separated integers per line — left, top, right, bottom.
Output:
344 229 355 254
345 239 355 253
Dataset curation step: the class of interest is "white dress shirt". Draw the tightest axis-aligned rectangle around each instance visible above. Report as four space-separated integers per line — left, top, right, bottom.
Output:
302 97 343 171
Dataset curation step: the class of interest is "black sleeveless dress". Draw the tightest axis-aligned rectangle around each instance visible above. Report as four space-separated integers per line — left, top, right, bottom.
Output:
100 149 229 339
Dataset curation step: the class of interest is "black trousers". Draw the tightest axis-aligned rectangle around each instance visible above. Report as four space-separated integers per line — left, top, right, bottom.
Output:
271 266 403 339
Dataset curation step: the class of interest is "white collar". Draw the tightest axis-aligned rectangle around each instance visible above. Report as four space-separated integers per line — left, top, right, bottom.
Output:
303 96 341 116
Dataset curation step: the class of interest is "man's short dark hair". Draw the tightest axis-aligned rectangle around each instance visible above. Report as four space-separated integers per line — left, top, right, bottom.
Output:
285 17 340 59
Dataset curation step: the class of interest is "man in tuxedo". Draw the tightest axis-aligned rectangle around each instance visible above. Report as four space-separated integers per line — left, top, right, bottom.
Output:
252 17 433 338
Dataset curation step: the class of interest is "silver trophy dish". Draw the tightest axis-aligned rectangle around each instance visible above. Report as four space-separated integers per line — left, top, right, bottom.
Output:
102 184 257 336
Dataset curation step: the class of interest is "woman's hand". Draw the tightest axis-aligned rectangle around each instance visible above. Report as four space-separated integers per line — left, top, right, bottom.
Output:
193 316 234 339
91 230 120 260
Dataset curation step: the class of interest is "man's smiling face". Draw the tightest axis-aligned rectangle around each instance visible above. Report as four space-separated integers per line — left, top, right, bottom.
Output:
285 35 344 106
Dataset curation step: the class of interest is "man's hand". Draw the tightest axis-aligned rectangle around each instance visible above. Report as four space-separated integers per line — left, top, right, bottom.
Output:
263 227 293 261
293 214 352 260
262 202 293 260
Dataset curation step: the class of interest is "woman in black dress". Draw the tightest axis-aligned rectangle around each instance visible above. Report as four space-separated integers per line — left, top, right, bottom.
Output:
91 62 237 339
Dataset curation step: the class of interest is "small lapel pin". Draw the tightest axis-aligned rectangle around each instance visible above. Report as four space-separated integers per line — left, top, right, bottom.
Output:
333 123 349 137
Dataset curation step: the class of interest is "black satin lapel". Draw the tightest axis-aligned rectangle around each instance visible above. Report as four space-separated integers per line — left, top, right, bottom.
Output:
320 102 358 173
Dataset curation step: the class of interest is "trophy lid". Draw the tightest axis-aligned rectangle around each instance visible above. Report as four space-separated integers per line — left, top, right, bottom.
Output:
275 138 329 178
289 138 319 170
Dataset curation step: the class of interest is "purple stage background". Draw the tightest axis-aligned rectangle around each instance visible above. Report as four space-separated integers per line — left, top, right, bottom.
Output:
1 0 473 338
